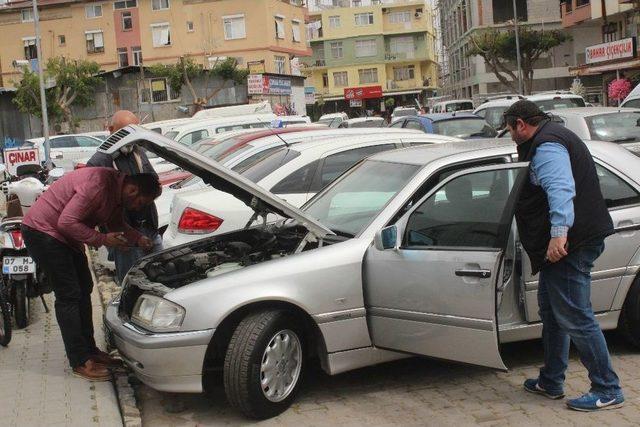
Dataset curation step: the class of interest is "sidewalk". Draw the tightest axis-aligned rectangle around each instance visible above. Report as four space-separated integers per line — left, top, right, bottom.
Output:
0 289 123 426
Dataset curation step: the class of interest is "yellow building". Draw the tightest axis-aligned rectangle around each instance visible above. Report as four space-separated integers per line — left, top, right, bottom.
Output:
0 0 310 88
302 0 438 112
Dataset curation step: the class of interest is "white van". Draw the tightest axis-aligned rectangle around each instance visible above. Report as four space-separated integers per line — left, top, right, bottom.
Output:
191 101 273 119
142 118 196 135
431 99 474 113
165 114 277 146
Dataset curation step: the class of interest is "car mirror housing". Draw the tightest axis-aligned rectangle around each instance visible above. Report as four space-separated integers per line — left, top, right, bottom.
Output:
374 225 399 251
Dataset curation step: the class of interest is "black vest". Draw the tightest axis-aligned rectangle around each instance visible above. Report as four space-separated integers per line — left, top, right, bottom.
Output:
514 120 613 274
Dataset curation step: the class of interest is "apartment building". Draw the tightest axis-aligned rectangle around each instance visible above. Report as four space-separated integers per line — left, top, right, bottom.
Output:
0 0 310 89
302 0 438 113
561 0 639 105
438 0 578 99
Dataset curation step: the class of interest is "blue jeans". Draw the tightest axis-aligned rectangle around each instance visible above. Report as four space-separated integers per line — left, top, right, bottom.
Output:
537 239 622 398
113 233 163 283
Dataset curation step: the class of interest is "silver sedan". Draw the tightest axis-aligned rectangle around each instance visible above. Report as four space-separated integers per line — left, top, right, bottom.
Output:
103 127 640 419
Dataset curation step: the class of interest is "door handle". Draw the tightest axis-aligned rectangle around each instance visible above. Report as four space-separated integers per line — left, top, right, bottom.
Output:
455 269 492 278
615 221 640 233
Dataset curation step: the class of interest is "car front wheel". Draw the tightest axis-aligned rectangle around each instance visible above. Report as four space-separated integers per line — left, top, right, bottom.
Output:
223 310 305 419
619 276 640 348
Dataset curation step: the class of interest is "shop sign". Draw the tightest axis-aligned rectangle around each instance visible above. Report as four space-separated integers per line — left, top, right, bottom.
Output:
247 74 264 95
344 85 383 100
304 86 316 104
4 148 40 176
585 37 637 65
268 76 292 95
349 99 363 107
247 60 266 74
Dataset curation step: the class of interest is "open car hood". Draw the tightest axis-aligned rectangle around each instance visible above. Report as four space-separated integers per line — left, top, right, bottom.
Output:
97 125 334 238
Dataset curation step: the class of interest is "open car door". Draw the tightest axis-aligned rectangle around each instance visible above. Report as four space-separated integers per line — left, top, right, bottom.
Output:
365 163 527 369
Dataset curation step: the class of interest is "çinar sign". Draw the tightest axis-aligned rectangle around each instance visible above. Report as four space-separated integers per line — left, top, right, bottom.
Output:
3 148 40 176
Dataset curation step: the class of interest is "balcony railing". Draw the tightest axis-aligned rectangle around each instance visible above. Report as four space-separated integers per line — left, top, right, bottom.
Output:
385 51 416 61
308 0 424 13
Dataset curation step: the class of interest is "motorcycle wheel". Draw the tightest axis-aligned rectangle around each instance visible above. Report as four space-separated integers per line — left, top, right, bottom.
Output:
12 279 29 329
0 293 11 346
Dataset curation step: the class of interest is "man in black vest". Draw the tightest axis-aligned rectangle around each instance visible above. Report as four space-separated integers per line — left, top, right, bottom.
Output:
504 100 623 411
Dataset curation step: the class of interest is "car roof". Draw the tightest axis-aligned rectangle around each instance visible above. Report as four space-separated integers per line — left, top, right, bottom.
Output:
419 112 481 121
170 114 276 133
345 117 384 123
27 134 102 143
434 99 473 106
527 93 584 101
549 107 640 117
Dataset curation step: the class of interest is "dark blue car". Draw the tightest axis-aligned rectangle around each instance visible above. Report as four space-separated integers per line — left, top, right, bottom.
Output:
389 112 498 139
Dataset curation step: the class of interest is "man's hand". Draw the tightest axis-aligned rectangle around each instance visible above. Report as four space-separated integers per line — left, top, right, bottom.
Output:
137 236 154 252
546 236 568 263
104 232 130 250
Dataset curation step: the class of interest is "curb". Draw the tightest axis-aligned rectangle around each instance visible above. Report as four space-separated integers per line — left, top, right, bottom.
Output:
89 251 143 427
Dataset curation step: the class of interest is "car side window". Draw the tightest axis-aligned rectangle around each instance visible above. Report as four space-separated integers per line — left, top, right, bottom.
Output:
596 164 640 208
390 120 404 128
475 109 486 118
404 120 424 131
317 144 396 190
404 168 517 248
50 136 78 148
271 160 320 195
179 130 209 146
75 136 101 147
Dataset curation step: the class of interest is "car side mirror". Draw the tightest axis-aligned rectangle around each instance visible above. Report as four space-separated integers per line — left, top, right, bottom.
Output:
374 225 399 251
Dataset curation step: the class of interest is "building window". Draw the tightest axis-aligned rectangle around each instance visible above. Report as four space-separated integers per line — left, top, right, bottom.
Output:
333 71 348 87
23 38 37 60
393 65 415 81
132 46 142 65
358 68 378 84
152 0 169 11
21 8 34 23
142 78 180 103
114 0 137 9
118 47 129 67
389 11 411 24
602 22 620 43
85 4 103 19
328 15 340 28
330 41 343 59
292 20 301 42
223 14 246 40
58 35 66 46
492 0 526 24
355 12 374 26
389 36 415 58
352 0 362 6
355 39 377 57
322 73 328 87
187 21 194 32
274 55 286 74
151 23 171 47
122 11 133 30
275 16 285 39
85 31 105 53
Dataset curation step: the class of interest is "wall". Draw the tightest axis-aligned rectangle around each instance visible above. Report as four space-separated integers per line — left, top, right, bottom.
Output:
320 6 383 40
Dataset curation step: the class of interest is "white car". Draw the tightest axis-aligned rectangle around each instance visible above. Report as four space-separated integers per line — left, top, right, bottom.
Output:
23 134 104 171
431 99 474 113
164 114 277 146
142 118 195 135
338 117 386 128
621 83 640 109
474 92 587 129
391 107 419 121
317 112 348 127
163 132 461 247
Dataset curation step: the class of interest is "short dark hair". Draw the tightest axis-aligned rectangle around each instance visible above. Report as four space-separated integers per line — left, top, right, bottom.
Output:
125 173 162 199
503 100 547 128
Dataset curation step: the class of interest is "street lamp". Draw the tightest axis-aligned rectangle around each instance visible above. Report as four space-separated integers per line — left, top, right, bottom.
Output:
512 0 524 95
31 0 52 168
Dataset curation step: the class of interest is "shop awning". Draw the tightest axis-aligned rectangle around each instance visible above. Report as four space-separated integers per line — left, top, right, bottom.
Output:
383 89 423 96
570 58 640 76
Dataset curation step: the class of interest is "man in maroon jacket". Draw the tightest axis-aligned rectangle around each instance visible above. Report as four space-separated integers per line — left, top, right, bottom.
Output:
22 167 161 381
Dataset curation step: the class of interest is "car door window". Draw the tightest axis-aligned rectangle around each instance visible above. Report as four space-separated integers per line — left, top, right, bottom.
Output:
50 136 78 149
270 159 320 194
75 136 101 147
596 164 640 208
404 120 424 131
405 168 518 248
475 109 486 118
390 120 404 128
316 144 396 190
178 129 209 146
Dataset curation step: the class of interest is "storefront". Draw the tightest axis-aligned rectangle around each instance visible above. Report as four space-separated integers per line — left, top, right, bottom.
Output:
343 85 384 114
247 73 307 116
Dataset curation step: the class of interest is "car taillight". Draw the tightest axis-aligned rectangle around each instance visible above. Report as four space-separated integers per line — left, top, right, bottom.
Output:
177 208 223 234
9 230 24 249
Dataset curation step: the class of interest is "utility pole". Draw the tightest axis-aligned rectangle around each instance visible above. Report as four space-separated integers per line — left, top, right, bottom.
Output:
512 0 524 95
32 0 51 168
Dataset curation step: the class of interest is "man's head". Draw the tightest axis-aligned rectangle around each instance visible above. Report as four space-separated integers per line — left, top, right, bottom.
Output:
503 100 547 145
109 110 139 155
122 173 162 211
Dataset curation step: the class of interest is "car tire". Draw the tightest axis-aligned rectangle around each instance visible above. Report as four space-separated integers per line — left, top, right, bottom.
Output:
0 293 11 347
223 310 305 419
619 276 640 348
13 280 29 329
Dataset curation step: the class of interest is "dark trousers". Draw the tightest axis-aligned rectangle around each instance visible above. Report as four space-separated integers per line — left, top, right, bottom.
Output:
22 225 99 368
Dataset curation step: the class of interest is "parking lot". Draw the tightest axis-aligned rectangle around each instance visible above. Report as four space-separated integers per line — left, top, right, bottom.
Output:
136 334 640 426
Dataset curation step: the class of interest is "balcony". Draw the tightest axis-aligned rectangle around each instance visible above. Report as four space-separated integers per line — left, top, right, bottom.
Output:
301 58 327 69
307 0 425 13
561 1 592 28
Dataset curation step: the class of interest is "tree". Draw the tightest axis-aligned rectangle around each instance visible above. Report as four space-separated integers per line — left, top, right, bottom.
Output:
13 57 101 132
468 26 571 95
150 57 249 112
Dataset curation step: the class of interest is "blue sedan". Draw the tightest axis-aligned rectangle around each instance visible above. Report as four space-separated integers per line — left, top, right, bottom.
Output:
389 112 498 139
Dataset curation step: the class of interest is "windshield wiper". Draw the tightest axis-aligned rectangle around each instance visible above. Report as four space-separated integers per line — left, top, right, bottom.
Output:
611 137 638 143
330 228 355 238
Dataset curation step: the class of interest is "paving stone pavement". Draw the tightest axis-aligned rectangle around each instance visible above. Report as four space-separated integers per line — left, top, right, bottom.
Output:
136 333 640 426
0 290 123 427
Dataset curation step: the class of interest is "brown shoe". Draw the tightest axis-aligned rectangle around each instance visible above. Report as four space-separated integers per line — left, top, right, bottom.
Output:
72 359 111 381
90 350 123 368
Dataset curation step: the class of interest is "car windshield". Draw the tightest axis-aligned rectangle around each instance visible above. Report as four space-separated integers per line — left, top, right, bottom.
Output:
240 147 302 183
585 111 640 143
164 131 179 140
318 117 343 128
348 119 384 128
304 160 420 237
446 102 473 112
534 97 585 111
393 109 417 117
432 118 497 138
483 106 510 129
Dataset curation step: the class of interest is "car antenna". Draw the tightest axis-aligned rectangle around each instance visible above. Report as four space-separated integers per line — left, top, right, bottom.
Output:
256 117 291 147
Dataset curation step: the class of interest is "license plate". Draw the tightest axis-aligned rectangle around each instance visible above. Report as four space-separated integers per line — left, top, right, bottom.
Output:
3 256 36 274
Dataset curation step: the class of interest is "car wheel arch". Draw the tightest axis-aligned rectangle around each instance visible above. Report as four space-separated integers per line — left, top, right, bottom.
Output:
201 300 327 391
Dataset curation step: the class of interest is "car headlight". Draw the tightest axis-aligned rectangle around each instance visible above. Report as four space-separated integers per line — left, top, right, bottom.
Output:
131 294 185 332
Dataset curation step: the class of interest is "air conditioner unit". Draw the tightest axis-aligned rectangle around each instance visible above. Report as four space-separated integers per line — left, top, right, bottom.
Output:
414 12 422 19
382 7 389 13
